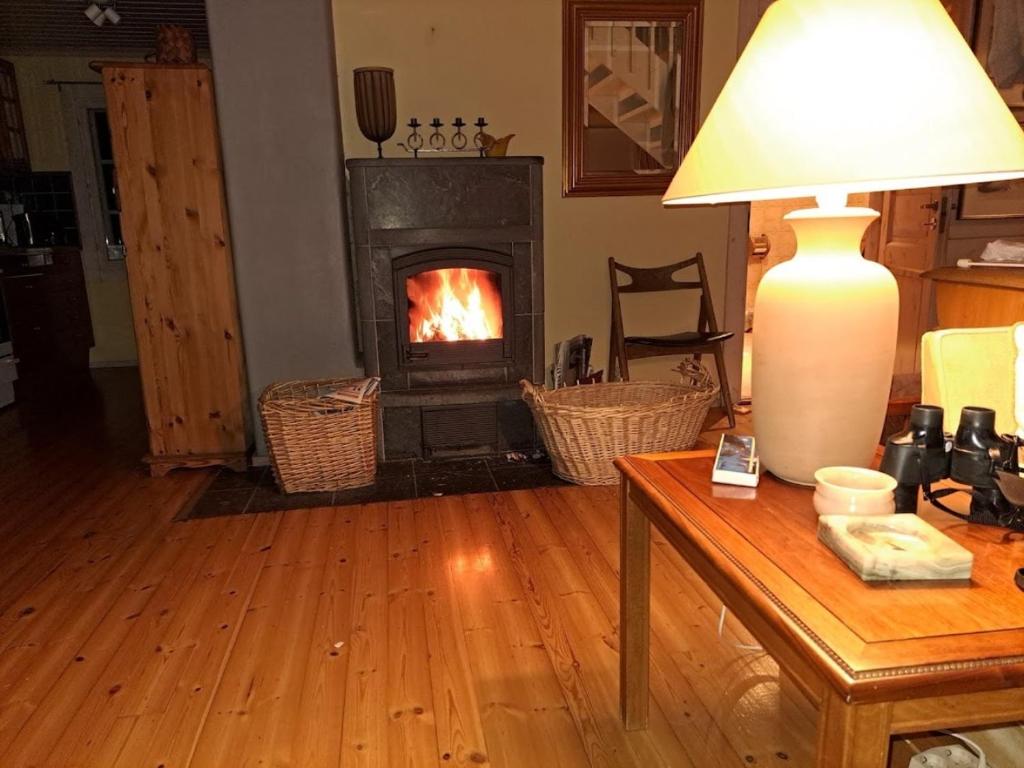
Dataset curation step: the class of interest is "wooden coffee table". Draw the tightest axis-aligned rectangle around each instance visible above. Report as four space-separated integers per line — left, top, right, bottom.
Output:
615 450 1024 768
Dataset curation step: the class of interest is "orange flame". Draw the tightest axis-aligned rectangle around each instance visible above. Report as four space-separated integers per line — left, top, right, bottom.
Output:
407 268 503 342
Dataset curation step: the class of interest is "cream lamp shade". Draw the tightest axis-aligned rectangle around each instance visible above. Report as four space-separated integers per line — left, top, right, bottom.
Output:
663 0 1024 206
662 0 1024 485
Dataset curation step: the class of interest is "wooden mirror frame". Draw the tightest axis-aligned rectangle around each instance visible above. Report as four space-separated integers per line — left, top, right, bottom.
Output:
562 0 702 198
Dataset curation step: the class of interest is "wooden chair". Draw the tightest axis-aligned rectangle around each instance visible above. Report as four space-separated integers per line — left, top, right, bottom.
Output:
608 254 735 428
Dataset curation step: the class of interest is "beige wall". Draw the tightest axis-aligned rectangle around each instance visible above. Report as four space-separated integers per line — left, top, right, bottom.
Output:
3 54 138 364
83 279 137 364
332 0 741 383
3 55 98 171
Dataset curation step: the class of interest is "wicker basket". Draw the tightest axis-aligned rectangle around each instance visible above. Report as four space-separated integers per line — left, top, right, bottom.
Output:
521 367 718 485
154 24 197 64
259 379 378 493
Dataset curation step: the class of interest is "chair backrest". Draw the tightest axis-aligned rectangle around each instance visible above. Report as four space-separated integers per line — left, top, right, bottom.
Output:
608 253 719 333
609 255 704 294
921 325 1018 436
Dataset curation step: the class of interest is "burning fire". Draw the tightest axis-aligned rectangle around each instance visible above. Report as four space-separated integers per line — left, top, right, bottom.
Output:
407 268 503 342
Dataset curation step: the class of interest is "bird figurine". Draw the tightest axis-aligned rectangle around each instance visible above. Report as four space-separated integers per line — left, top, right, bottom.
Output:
480 132 515 157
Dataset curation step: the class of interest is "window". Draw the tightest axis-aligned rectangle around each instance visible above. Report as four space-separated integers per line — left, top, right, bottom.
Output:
89 109 124 260
0 59 29 172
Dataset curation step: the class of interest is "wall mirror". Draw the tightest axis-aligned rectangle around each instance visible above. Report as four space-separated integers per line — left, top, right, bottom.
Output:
562 0 702 197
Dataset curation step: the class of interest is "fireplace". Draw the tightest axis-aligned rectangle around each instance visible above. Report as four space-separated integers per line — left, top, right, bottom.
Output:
347 157 544 459
397 250 513 368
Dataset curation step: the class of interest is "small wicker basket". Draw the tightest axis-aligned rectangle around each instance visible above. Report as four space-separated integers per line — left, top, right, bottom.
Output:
521 367 718 485
154 24 197 64
259 379 379 493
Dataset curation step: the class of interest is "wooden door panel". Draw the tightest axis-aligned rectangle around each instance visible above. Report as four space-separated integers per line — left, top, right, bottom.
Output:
882 188 939 274
879 187 941 375
892 273 925 376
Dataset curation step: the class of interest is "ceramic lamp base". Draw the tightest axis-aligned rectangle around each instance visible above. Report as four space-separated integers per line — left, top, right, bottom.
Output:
752 205 898 485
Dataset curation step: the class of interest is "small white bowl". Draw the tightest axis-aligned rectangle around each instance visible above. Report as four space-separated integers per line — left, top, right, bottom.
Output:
813 466 896 517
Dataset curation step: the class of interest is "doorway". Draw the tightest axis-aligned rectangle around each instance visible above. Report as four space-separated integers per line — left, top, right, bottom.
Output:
877 187 944 377
59 82 137 366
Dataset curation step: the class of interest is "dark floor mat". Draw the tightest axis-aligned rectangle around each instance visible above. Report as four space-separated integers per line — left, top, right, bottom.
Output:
175 454 568 520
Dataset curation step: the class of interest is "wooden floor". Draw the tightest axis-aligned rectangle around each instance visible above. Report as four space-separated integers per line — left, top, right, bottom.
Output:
0 370 833 767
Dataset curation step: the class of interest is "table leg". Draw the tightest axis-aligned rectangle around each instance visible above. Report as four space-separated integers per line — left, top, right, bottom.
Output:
619 479 650 731
817 688 893 768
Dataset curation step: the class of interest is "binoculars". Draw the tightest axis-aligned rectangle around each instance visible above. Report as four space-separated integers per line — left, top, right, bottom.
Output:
880 404 1022 530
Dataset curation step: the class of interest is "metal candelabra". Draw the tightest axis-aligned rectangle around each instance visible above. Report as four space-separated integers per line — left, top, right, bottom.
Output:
397 117 489 157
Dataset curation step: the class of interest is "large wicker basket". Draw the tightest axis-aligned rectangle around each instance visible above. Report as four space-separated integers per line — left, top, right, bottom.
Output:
259 379 378 493
521 367 718 485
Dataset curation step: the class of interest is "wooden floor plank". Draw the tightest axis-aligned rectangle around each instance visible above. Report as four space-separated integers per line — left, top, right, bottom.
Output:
0 473 137 618
339 502 391 768
0 484 194 710
386 499 439 767
113 511 281 768
40 514 258 767
188 507 331 767
492 489 695 768
0 369 864 768
0 477 195 656
286 505 358 768
539 485 744 768
560 484 818 766
447 494 590 768
0 485 204 763
486 492 623 767
413 497 490 768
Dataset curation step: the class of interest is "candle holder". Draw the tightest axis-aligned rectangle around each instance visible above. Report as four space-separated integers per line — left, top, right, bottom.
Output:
398 116 489 158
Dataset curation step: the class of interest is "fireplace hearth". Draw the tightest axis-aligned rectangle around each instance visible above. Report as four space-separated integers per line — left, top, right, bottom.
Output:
347 157 544 459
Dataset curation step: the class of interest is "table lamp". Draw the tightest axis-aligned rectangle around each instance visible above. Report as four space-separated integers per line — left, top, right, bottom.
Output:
663 0 1024 485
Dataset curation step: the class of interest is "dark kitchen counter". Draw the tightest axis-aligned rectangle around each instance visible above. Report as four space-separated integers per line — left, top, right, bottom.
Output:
0 245 94 398
0 244 55 258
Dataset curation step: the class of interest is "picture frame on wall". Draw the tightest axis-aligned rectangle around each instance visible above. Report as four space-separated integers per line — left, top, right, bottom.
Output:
561 0 702 198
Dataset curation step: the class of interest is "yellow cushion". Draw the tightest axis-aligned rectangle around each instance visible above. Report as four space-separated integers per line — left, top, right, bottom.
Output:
920 325 1017 435
1016 324 1024 436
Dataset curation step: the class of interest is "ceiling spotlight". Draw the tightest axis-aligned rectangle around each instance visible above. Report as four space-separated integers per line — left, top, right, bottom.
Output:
84 1 120 27
84 3 105 26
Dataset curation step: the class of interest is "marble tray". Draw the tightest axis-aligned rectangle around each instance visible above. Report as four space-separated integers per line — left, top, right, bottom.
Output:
817 514 973 582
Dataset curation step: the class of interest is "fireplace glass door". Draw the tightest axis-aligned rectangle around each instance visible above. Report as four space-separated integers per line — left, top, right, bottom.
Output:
395 249 514 368
408 268 502 342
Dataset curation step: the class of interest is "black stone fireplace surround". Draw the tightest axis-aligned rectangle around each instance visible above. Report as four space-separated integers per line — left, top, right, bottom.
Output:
347 157 544 460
